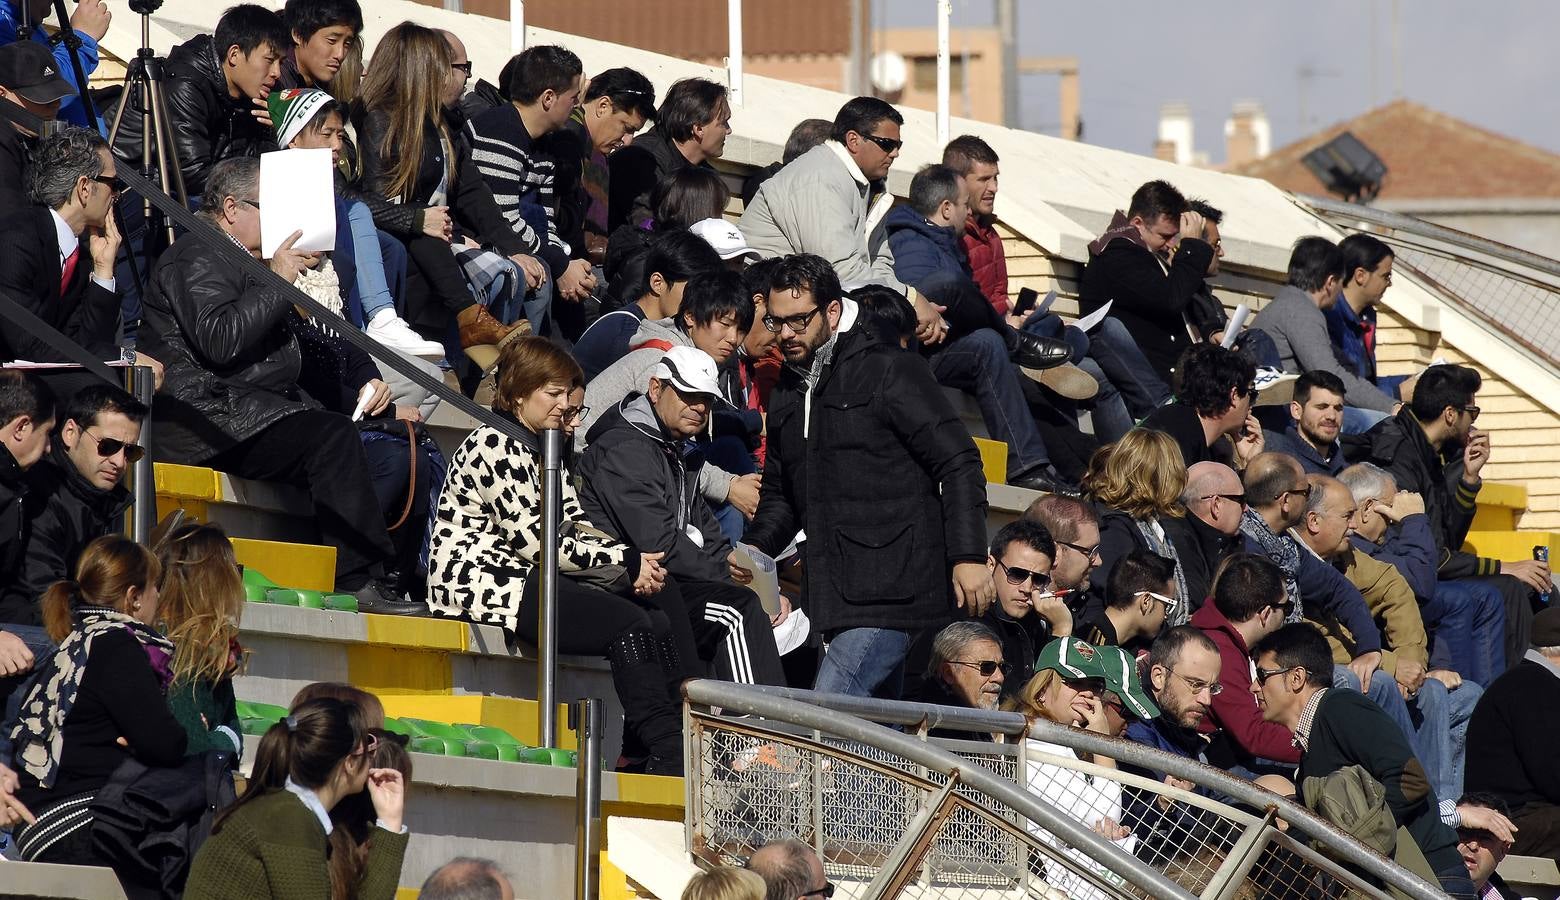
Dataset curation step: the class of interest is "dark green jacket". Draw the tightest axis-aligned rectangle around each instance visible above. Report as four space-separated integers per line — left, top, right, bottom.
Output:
1295 688 1460 877
168 676 241 759
185 789 407 899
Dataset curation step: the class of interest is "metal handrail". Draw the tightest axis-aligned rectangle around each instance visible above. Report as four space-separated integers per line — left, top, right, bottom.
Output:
1302 194 1560 279
684 679 1449 900
684 679 1199 900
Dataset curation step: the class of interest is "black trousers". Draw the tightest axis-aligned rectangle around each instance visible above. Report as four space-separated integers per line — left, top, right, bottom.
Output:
511 572 685 757
203 410 394 591
653 576 786 688
402 234 475 336
361 433 436 585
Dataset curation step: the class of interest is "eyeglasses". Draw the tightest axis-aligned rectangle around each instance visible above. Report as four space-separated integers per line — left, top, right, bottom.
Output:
800 883 836 899
996 560 1051 590
858 132 903 154
1137 590 1179 611
1460 405 1480 422
451 60 473 76
78 429 145 463
1056 539 1102 561
1253 664 1301 685
762 306 823 334
1169 669 1222 695
1281 484 1313 502
353 732 381 758
950 659 1010 678
1199 492 1247 507
561 405 590 424
1269 601 1296 617
239 198 261 211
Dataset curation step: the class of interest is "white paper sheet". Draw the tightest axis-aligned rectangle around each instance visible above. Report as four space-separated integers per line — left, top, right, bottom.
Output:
1074 298 1113 333
1221 304 1251 348
260 148 336 259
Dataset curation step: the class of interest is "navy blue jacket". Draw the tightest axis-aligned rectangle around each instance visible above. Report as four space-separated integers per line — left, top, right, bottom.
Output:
885 205 969 289
1351 514 1438 602
1263 425 1346 475
1324 296 1407 400
1243 533 1383 654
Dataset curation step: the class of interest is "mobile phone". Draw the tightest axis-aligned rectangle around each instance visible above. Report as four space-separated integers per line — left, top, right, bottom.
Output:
1537 545 1551 604
1013 287 1039 317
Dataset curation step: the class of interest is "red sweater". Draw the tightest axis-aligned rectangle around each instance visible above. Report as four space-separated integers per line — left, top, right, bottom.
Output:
1189 602 1301 765
962 216 1008 314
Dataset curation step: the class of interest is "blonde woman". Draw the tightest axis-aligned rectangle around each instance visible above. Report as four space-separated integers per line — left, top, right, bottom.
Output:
157 523 247 760
1083 429 1190 625
1007 637 1134 900
355 21 531 368
681 867 767 900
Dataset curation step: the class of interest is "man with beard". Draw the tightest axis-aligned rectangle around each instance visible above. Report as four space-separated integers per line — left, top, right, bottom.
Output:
1265 370 1348 475
919 620 1007 740
743 253 990 698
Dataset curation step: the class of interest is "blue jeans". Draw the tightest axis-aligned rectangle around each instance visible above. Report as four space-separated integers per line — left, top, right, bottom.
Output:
927 328 1050 476
1073 356 1135 442
0 625 55 768
345 201 398 325
1341 406 1390 435
1087 317 1172 418
1332 665 1417 753
814 627 913 699
1411 677 1482 803
1421 580 1506 688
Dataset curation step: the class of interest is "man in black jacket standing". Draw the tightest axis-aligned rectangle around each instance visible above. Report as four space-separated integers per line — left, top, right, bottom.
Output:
139 157 416 615
743 254 991 699
0 384 139 627
1362 363 1545 671
578 345 784 688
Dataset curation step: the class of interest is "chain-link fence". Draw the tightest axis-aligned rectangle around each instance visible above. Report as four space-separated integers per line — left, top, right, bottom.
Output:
1303 195 1560 368
683 683 1446 900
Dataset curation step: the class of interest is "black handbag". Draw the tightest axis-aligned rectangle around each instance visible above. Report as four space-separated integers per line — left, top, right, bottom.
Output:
89 749 237 898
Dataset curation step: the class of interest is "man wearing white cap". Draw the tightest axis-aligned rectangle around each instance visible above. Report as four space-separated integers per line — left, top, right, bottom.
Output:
689 217 760 267
579 345 785 687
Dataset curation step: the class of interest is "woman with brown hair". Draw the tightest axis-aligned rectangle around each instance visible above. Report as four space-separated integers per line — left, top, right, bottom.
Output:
355 21 536 371
1083 428 1191 625
6 536 187 884
427 336 691 775
157 523 247 760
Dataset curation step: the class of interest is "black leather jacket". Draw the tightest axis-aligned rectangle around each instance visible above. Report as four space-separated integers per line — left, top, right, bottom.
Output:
107 34 278 197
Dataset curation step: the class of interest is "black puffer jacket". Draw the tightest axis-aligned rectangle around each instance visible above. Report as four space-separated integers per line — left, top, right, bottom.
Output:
743 306 988 635
577 393 731 584
607 126 709 232
138 232 317 466
107 34 278 197
0 445 132 626
0 445 29 601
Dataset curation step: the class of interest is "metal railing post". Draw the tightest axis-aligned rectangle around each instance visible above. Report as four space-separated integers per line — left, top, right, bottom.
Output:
572 697 603 900
538 428 563 748
125 364 154 544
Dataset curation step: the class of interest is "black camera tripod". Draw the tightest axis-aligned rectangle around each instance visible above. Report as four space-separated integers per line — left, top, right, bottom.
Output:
105 3 188 251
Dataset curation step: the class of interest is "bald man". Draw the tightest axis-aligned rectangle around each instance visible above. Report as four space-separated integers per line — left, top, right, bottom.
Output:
747 839 830 900
1296 474 1482 809
1165 461 1248 609
421 857 515 900
1240 452 1383 690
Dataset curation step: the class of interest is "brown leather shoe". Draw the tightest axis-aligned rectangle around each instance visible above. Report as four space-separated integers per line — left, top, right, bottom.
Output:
457 304 530 372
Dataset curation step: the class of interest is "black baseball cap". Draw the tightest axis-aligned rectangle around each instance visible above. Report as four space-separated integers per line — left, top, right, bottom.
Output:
0 41 76 105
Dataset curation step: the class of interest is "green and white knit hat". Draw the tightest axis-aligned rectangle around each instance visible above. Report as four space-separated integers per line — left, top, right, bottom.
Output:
267 87 334 148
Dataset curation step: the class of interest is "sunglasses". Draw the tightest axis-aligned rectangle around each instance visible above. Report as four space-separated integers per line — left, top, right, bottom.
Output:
92 173 122 195
353 732 381 758
1253 664 1301 685
1460 405 1480 422
762 306 823 334
1282 484 1313 501
1200 492 1246 507
78 429 144 463
801 883 836 899
1056 539 1102 561
1137 590 1178 611
451 60 473 76
951 659 1010 677
858 132 903 154
996 560 1051 590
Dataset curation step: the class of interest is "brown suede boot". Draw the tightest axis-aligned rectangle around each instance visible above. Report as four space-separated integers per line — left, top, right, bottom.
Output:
457 304 530 372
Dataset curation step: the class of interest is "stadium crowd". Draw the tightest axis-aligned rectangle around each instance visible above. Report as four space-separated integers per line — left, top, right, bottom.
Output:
0 1 1554 897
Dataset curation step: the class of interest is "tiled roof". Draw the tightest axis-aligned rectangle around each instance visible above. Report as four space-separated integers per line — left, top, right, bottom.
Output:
1230 99 1560 200
505 0 851 60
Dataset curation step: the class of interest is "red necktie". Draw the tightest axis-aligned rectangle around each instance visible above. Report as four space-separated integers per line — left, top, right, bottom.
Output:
1361 320 1377 357
59 247 79 294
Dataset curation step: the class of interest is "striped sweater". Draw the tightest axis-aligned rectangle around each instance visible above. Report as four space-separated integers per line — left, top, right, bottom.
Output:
464 103 571 277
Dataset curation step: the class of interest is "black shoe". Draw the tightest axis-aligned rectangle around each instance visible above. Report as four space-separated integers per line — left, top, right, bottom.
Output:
1009 468 1081 495
352 580 430 616
1009 331 1072 370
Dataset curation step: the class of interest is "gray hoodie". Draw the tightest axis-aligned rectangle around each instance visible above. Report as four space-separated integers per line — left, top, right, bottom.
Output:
580 316 734 503
1257 285 1398 412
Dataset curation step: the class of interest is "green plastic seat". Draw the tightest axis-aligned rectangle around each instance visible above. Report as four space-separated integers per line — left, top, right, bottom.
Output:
323 593 358 613
266 588 325 609
460 725 522 747
239 718 274 736
461 740 502 760
381 717 413 738
409 736 468 757
242 568 279 602
399 718 473 741
519 747 576 767
236 701 288 722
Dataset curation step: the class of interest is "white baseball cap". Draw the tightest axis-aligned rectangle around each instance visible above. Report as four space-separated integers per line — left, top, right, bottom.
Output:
651 346 722 397
690 217 761 261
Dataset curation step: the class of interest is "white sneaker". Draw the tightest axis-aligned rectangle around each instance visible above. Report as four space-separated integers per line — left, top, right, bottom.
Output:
366 308 446 359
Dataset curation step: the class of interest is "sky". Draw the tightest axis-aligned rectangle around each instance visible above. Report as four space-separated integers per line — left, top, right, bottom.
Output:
879 0 1560 163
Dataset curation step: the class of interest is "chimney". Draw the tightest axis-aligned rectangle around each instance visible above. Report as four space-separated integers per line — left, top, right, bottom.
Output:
1156 102 1194 166
1224 100 1271 166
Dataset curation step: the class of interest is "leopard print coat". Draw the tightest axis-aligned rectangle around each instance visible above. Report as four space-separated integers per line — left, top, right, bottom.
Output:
427 424 630 632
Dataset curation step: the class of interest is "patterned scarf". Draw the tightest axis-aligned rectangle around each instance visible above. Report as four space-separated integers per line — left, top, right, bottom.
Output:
1239 508 1304 621
1134 515 1190 627
8 607 176 788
